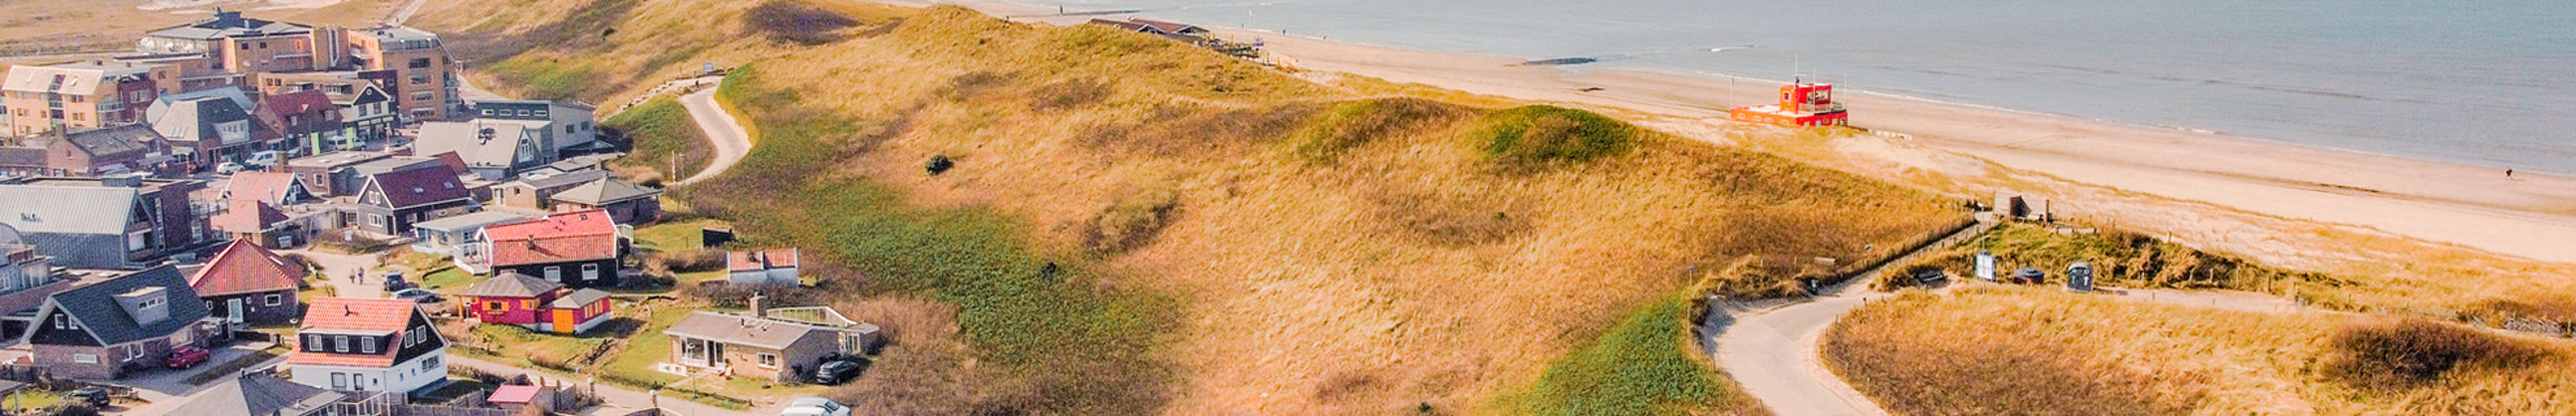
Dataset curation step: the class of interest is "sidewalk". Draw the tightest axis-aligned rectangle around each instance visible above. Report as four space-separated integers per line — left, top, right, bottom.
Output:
444 356 772 416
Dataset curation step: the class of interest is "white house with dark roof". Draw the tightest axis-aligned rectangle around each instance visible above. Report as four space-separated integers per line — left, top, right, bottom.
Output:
414 121 544 180
15 265 215 379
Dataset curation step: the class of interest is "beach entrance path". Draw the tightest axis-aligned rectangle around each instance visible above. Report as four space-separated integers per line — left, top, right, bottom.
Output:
676 77 752 186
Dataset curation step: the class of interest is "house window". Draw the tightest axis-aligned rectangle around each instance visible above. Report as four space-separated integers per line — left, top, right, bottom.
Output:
545 266 562 282
72 354 97 364
486 301 507 311
522 299 534 309
582 263 598 280
266 294 282 306
422 356 440 371
332 372 348 388
361 337 376 354
757 353 778 368
306 335 323 352
334 335 349 353
680 339 706 362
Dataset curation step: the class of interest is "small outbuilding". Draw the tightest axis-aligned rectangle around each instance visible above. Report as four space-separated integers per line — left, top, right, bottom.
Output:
2065 261 2094 292
2011 267 2045 285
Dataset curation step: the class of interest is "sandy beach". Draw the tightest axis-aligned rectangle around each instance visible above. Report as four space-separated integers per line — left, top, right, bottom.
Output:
917 0 2576 263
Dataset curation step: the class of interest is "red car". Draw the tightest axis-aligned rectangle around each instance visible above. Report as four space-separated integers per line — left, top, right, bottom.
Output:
164 346 211 369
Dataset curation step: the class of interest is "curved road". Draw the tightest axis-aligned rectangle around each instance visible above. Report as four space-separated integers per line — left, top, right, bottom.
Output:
674 79 751 185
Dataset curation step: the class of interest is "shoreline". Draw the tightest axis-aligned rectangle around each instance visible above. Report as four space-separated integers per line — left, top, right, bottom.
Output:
914 0 2576 263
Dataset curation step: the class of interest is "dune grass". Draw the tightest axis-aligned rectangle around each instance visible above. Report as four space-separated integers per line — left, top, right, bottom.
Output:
433 3 1963 413
601 97 711 180
1504 294 1764 416
1829 287 2576 415
1880 223 2328 293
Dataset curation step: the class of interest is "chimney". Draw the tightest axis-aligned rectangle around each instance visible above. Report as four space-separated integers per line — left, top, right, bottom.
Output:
749 293 765 318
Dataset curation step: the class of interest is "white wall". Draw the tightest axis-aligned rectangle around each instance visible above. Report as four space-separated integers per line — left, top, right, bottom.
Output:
288 348 448 393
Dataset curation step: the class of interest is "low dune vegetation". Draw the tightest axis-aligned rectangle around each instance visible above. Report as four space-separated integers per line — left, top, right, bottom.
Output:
597 97 708 183
1829 287 2576 415
433 1 1964 413
1879 223 2329 293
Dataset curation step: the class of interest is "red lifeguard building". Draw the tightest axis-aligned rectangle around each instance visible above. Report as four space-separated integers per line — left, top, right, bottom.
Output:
1730 81 1849 127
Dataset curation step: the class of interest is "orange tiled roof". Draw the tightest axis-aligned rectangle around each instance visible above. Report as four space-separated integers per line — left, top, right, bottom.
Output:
188 240 302 296
485 209 618 266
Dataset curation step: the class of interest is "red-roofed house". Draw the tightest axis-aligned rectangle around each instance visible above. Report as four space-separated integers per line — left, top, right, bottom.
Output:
725 249 800 286
288 297 448 393
259 89 341 156
456 272 612 334
482 209 624 288
189 240 304 325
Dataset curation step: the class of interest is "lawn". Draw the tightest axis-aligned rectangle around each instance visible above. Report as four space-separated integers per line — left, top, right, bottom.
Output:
419 267 482 292
596 304 695 388
3 388 58 412
458 324 612 371
634 219 729 253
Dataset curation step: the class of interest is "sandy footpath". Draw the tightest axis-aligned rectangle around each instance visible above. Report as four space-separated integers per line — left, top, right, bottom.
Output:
900 1 2576 263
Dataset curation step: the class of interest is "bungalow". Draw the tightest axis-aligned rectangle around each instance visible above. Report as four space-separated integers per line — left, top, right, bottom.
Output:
490 169 607 212
666 298 880 382
188 240 305 326
287 297 449 394
482 209 624 288
414 121 545 180
455 272 612 335
725 249 800 287
407 211 534 259
177 372 347 416
0 175 207 269
548 178 662 225
212 199 302 248
17 265 216 380
469 100 601 160
347 166 477 236
0 125 174 177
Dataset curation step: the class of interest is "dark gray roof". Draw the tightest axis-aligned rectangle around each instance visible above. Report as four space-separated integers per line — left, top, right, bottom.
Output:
58 125 164 160
43 265 211 345
552 178 660 206
415 122 534 170
179 372 344 416
509 169 607 190
364 167 470 209
0 184 140 235
0 148 43 167
152 95 268 143
145 12 312 41
665 311 834 350
455 272 558 298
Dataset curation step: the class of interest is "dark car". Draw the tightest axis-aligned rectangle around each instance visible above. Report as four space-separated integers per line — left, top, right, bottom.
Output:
164 345 212 368
808 360 866 385
64 386 110 409
381 270 414 291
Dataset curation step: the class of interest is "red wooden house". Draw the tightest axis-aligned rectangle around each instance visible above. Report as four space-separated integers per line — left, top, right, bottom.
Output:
454 271 612 335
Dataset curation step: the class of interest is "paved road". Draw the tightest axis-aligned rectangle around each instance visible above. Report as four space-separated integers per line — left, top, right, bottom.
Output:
1708 217 1997 416
105 343 288 415
284 249 385 299
674 79 751 185
446 356 772 416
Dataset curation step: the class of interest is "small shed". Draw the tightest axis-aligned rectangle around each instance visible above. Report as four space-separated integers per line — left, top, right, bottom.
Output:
485 384 557 414
1994 191 2052 222
2065 261 2094 292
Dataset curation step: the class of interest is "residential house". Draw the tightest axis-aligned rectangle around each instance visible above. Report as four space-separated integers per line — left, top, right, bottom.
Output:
468 100 598 159
490 169 606 212
665 300 879 382
176 372 347 416
548 178 662 225
2 61 160 136
258 89 340 156
324 84 396 149
212 199 302 248
221 170 315 206
515 155 609 179
725 249 800 287
287 297 449 393
0 125 173 177
0 175 206 269
407 211 532 259
17 265 216 380
278 150 446 196
150 93 277 165
347 166 476 236
414 121 542 180
455 272 612 335
188 240 304 326
481 209 623 288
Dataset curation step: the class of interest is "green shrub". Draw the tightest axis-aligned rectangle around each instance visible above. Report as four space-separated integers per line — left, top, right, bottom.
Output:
1292 98 1464 163
603 98 711 179
1472 105 1639 168
1508 294 1743 415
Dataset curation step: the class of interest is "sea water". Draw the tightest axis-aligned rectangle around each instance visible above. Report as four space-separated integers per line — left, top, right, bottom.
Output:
1050 0 2576 173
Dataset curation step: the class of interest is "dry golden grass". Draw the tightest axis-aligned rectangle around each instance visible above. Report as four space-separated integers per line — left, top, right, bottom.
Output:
1828 286 2576 415
412 0 912 105
430 2 1964 414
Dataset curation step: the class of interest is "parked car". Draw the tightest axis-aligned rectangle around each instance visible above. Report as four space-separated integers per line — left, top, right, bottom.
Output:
215 161 247 175
782 397 850 416
808 359 865 385
381 270 413 291
390 288 441 303
164 345 212 368
243 151 283 168
64 387 110 409
328 135 358 151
